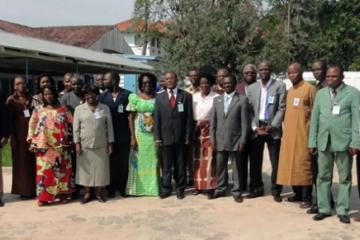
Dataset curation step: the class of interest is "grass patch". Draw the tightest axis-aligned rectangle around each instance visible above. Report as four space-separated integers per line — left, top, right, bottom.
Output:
1 142 12 167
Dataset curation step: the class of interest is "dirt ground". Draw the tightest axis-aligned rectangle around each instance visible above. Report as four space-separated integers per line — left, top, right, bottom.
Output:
1 155 360 240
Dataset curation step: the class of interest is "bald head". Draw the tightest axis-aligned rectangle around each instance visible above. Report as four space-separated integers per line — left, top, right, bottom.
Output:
258 60 272 82
287 62 303 85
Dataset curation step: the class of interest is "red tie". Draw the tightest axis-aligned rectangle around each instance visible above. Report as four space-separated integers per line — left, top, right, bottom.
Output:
169 90 176 109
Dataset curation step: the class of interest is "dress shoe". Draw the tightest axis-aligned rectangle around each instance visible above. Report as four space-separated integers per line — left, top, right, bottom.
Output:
338 215 350 224
353 215 360 222
233 195 243 203
176 191 185 200
313 213 331 221
299 201 312 209
81 196 92 204
159 192 171 199
192 189 201 195
119 192 129 198
246 190 264 199
208 192 225 200
0 199 4 207
306 205 319 214
96 195 107 203
273 195 282 202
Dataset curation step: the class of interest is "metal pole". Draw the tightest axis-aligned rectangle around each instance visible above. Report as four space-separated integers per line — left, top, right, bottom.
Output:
25 58 29 83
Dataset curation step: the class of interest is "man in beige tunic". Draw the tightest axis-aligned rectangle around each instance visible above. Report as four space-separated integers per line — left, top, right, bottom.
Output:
277 62 316 208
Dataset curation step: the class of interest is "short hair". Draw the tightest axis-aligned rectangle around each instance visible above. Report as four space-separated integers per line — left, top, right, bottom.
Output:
137 72 157 92
313 59 327 69
224 74 237 85
165 72 178 79
84 86 100 96
199 72 216 86
41 85 59 107
242 64 257 74
71 74 85 84
258 60 272 70
36 73 55 93
327 64 344 75
64 72 73 78
288 62 303 73
106 71 120 83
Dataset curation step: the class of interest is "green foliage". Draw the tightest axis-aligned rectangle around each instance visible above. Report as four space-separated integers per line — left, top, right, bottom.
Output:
133 0 360 76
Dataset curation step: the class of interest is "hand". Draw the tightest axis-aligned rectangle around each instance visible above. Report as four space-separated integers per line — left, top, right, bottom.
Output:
107 143 113 155
263 126 272 135
238 143 245 152
309 148 317 155
155 140 162 146
131 136 138 151
0 138 8 148
185 139 190 145
255 127 266 136
75 143 81 156
348 148 358 156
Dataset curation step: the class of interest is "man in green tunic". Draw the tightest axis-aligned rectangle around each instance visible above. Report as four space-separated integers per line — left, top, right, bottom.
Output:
309 65 360 224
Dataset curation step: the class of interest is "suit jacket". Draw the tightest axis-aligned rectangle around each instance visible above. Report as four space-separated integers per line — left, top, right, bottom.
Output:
154 88 193 145
60 91 84 114
73 103 114 149
247 79 286 139
210 92 249 151
308 84 360 151
0 89 9 140
99 88 131 144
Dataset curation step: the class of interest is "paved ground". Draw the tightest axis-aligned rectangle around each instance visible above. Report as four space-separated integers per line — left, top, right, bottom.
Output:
1 154 360 240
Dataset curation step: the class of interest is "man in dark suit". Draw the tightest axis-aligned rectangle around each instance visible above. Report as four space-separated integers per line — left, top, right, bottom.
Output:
99 71 131 198
236 64 257 193
154 72 193 199
246 60 286 202
209 75 249 202
0 87 9 207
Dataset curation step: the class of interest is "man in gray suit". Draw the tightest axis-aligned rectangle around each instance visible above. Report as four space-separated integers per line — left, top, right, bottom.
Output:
246 60 286 202
209 75 249 202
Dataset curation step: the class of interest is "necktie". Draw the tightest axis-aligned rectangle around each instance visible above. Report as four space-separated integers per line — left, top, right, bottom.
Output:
224 95 230 114
331 89 337 106
169 90 176 109
264 94 269 121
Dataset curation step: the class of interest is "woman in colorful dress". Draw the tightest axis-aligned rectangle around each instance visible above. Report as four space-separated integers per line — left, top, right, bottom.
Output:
73 88 114 204
27 85 73 206
126 73 159 196
192 73 218 196
6 75 36 199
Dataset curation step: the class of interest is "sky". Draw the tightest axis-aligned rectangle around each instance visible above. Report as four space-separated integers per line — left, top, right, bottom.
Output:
0 0 135 27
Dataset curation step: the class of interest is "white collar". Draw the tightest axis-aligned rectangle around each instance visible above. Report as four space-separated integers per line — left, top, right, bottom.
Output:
167 87 178 94
224 91 236 98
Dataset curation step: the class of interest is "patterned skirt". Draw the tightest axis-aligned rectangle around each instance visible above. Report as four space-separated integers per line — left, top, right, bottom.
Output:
193 121 216 190
35 148 73 202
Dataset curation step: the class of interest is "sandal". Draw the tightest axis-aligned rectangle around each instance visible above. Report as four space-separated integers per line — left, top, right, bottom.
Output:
299 201 312 209
192 190 201 195
37 201 47 207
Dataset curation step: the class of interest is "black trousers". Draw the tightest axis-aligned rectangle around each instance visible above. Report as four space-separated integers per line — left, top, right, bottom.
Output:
292 185 313 202
107 141 130 195
250 135 282 196
160 144 186 194
239 142 251 192
215 151 242 197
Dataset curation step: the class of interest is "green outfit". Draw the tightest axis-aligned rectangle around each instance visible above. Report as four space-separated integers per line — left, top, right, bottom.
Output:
309 84 360 215
126 94 159 196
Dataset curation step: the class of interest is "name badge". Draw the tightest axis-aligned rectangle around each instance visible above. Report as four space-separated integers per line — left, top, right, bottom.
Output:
117 104 124 113
293 97 301 106
94 111 101 119
23 109 30 118
178 103 184 112
268 96 275 104
332 105 340 115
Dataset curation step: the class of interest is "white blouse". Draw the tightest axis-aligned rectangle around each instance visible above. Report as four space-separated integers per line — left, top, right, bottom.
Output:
192 91 219 121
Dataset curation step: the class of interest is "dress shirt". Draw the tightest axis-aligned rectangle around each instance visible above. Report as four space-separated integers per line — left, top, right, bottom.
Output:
167 88 178 99
259 79 273 121
224 91 236 114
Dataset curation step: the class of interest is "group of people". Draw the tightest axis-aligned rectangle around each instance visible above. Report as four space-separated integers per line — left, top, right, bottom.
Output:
0 59 360 224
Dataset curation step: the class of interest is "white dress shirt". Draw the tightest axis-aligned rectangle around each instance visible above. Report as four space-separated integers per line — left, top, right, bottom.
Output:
259 80 273 121
167 88 178 99
193 91 219 121
224 91 236 114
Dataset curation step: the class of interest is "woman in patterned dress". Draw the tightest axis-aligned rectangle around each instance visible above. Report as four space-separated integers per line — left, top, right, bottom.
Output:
192 73 218 196
126 73 159 196
27 85 73 206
